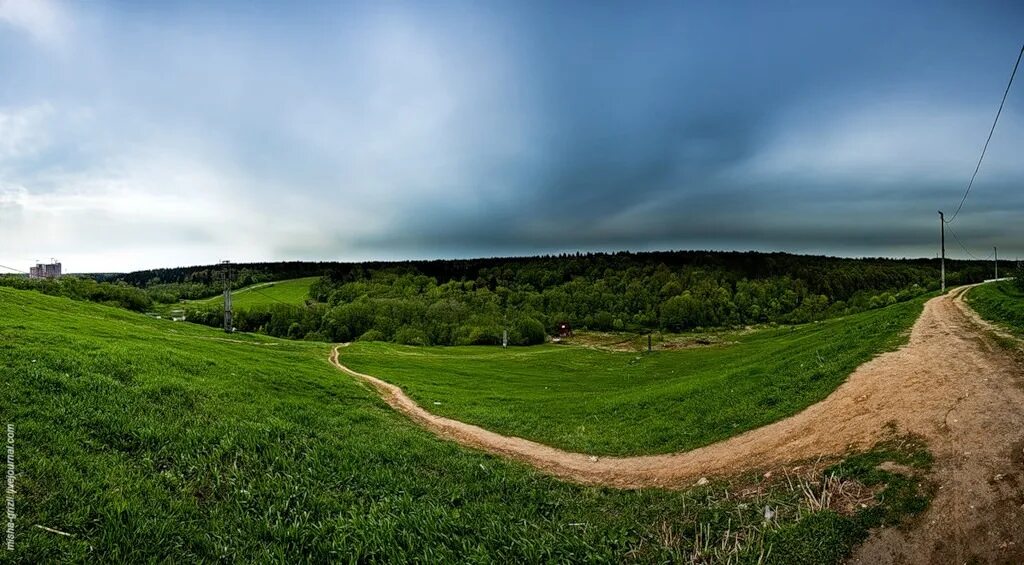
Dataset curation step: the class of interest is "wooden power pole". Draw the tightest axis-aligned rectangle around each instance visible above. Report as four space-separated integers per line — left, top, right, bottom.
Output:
995 247 998 279
938 211 945 292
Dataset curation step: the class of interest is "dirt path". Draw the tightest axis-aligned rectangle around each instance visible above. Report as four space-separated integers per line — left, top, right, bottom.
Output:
330 287 1024 562
850 288 1024 564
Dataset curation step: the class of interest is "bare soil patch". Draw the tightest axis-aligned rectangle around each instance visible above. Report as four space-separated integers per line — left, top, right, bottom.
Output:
554 329 742 352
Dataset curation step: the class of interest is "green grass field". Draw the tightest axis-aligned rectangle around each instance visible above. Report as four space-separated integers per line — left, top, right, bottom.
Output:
967 280 1024 334
0 287 932 562
341 296 928 456
184 276 318 310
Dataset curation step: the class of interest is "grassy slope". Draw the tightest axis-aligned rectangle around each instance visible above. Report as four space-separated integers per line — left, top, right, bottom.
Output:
0 287 932 563
185 276 318 309
342 296 928 456
967 280 1024 334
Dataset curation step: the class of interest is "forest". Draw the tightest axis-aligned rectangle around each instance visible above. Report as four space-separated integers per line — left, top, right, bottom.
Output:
125 251 997 345
5 251 1001 345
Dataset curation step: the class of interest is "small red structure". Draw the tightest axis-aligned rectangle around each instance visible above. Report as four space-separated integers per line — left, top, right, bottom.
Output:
557 322 573 338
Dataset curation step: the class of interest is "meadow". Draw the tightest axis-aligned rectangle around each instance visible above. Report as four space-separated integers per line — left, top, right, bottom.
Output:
340 295 927 456
0 286 934 562
966 279 1024 334
184 276 319 309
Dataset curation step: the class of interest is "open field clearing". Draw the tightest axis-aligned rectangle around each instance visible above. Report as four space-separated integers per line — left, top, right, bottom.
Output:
340 296 927 456
185 276 318 309
555 328 756 352
0 286 935 563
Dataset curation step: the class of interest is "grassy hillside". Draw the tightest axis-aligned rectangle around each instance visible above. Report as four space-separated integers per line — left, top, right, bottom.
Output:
340 295 928 456
0 287 931 562
967 280 1024 334
184 276 317 309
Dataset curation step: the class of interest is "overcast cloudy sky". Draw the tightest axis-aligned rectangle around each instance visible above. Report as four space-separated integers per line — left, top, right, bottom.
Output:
0 0 1022 272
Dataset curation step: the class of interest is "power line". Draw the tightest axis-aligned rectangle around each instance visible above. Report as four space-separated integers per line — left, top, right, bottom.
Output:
945 222 993 261
0 264 29 274
945 42 1024 224
248 287 296 307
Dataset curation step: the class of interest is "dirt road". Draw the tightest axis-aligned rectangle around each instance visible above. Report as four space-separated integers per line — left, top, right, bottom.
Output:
850 288 1024 563
331 286 1024 563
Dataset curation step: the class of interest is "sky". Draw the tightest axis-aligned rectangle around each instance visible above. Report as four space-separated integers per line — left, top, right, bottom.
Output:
0 0 1022 273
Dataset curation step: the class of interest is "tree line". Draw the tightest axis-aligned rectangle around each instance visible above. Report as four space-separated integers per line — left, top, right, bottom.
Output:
0 276 152 312
170 251 995 345
5 250 1000 346
100 250 993 302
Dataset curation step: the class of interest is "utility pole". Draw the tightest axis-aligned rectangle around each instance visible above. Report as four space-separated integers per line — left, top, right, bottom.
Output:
221 260 232 333
501 304 508 349
994 247 998 279
938 211 945 292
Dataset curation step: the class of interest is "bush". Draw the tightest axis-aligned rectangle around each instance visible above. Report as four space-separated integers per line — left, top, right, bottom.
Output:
591 311 615 331
510 317 546 346
458 325 502 346
660 293 698 331
358 329 385 342
1014 266 1024 292
394 327 427 345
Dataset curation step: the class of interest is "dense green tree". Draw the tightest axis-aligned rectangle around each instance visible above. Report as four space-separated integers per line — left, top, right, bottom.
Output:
64 249 1005 345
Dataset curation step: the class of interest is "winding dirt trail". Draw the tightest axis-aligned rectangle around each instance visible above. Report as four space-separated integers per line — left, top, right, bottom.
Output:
330 286 1024 562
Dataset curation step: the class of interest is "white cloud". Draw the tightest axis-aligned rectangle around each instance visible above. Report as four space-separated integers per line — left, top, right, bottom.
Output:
0 147 354 272
0 0 70 49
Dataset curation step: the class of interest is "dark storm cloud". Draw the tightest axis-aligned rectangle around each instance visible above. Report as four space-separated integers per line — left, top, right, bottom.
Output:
2 1 1023 271
352 1 1024 262
344 1 1024 261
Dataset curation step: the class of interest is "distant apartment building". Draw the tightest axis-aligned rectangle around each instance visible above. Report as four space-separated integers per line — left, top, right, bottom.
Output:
29 261 62 279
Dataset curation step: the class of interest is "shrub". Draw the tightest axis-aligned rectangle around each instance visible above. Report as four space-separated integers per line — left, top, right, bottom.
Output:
358 329 385 342
510 317 546 346
591 311 615 331
302 331 327 342
458 325 502 346
1014 266 1024 292
394 327 427 346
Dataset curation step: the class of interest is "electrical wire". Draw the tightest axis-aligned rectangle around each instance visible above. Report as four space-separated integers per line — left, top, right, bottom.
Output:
946 223 994 261
0 264 29 274
945 42 1024 224
247 287 298 307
